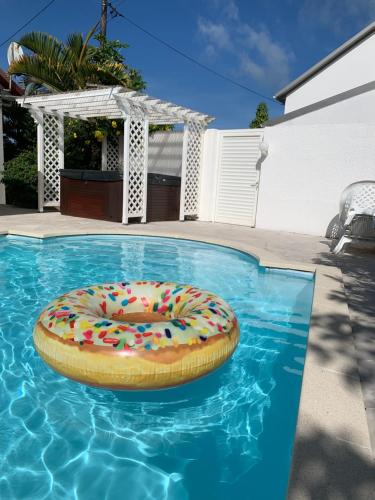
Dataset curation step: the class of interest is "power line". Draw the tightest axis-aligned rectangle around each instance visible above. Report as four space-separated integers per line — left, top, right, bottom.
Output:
109 0 125 11
108 1 124 20
113 12 278 104
0 0 58 49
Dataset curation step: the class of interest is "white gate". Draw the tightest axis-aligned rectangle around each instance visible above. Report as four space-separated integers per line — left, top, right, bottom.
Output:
213 130 263 226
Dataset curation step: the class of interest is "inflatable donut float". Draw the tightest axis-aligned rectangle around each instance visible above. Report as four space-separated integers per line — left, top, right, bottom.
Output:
33 281 239 390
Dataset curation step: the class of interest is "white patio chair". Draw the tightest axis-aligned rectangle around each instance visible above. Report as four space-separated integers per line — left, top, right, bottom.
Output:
333 181 375 254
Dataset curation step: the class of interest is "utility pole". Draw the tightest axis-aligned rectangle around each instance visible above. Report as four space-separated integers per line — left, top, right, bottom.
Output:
101 0 107 39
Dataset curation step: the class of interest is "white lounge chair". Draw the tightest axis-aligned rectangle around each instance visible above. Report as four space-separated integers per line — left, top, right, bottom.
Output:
333 181 375 254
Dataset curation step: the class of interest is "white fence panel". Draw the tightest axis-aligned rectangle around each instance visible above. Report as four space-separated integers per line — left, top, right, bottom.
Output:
213 130 263 226
148 131 183 176
200 129 263 226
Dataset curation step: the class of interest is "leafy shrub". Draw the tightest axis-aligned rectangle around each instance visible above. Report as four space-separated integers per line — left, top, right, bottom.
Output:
2 150 38 208
64 118 123 170
3 102 36 162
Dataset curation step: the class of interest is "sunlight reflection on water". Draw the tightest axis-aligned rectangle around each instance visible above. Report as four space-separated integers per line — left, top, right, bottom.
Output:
0 235 313 500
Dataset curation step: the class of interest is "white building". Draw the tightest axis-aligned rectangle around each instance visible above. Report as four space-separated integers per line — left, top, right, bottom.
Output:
256 22 375 236
200 21 375 236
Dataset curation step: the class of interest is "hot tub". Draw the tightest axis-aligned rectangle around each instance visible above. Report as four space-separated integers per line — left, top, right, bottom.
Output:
60 170 181 223
60 169 123 222
146 173 181 222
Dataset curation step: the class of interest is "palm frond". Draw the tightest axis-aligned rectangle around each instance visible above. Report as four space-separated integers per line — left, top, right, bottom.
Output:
65 33 84 60
9 55 74 91
18 32 64 64
79 24 99 66
13 27 137 92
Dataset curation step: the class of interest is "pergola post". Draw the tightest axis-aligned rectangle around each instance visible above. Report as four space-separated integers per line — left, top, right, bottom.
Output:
34 111 44 212
179 122 189 220
33 112 64 211
101 136 108 170
122 117 130 224
141 118 149 223
58 112 64 175
179 120 205 220
121 109 149 224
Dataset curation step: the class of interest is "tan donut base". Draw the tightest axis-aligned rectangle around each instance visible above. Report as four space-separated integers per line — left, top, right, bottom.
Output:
33 323 240 390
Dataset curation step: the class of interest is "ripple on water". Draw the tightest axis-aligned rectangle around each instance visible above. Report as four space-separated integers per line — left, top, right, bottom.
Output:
0 235 313 500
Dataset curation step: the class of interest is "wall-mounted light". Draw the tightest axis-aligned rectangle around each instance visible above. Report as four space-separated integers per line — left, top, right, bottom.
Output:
259 139 269 159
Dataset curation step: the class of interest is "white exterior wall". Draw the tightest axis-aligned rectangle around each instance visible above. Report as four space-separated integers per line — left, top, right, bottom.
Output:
148 131 183 176
256 88 375 236
285 33 375 113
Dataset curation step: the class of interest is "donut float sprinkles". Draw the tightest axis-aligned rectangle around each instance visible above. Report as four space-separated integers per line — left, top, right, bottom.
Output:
33 281 240 390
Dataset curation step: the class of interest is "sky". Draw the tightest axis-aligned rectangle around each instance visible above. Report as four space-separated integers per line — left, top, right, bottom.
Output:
1 0 375 128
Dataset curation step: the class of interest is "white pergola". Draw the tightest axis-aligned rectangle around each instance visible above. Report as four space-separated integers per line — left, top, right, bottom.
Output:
16 86 214 223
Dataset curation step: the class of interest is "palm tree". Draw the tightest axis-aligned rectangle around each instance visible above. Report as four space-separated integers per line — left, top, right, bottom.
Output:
8 28 137 92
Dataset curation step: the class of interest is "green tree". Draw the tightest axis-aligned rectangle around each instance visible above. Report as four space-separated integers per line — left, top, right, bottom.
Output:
91 34 145 90
64 118 123 170
249 102 269 128
7 28 147 171
8 29 145 92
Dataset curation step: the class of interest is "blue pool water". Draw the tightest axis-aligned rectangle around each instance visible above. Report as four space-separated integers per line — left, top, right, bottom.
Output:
0 235 314 500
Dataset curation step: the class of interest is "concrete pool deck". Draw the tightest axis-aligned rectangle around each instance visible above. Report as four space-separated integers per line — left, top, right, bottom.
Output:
1 206 374 499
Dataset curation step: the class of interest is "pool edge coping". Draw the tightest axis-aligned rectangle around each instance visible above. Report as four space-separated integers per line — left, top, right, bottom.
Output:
1 227 373 496
1 228 317 271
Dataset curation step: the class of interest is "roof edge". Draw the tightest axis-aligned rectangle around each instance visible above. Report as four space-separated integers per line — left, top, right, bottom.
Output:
275 20 375 103
268 79 375 126
0 69 23 96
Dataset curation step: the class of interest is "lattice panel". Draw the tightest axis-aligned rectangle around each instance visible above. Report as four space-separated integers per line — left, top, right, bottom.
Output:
43 114 61 205
128 118 146 218
107 135 121 171
183 121 204 216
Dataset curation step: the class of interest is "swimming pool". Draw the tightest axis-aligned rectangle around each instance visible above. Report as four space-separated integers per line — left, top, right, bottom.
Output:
0 235 314 499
